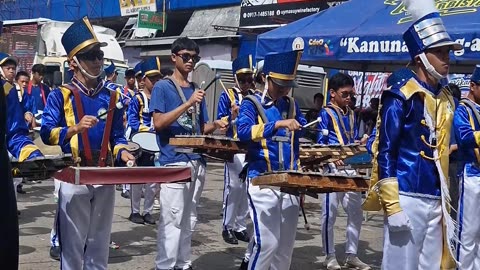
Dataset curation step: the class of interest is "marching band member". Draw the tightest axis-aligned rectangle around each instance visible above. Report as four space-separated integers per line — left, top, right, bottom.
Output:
134 61 145 93
237 50 307 270
124 68 137 95
127 56 162 225
217 55 254 245
0 53 39 197
104 61 118 83
151 37 226 270
363 0 462 268
40 17 134 270
26 64 51 116
317 72 370 270
454 65 480 269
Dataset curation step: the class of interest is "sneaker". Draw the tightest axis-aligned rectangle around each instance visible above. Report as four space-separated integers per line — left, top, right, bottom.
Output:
323 255 341 270
49 246 60 261
16 185 27 194
109 241 120 249
143 213 156 225
344 255 371 270
222 229 238 245
153 199 160 210
234 230 250 242
116 185 123 191
174 266 193 270
121 190 130 199
129 213 144 224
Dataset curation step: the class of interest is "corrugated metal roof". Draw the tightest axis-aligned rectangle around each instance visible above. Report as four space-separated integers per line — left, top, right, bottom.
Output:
181 6 240 37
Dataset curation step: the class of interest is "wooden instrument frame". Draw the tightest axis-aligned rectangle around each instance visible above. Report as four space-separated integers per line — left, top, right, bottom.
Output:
169 135 247 161
54 166 192 185
252 170 369 193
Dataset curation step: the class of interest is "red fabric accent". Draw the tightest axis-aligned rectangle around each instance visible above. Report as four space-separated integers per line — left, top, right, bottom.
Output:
27 81 46 106
99 91 116 167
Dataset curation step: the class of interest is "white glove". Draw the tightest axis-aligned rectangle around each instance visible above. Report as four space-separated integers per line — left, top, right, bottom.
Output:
387 211 413 232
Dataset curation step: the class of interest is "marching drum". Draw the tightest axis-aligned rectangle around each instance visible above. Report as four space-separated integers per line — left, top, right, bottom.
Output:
131 131 159 166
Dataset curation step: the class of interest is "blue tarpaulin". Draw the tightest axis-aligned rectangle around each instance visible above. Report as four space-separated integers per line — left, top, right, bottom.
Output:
256 0 480 73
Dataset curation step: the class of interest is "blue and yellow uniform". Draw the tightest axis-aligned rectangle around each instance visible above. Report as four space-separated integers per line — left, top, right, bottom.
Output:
4 79 42 161
453 65 480 267
317 103 358 145
40 17 129 270
217 55 255 240
41 77 127 161
237 50 306 270
363 10 460 267
127 91 152 134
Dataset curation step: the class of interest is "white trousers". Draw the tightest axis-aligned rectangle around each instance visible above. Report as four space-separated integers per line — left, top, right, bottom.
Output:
223 154 249 232
321 192 363 255
247 182 299 270
51 179 61 247
57 182 115 270
131 183 158 215
155 160 205 270
382 194 442 270
457 170 480 270
13 177 22 200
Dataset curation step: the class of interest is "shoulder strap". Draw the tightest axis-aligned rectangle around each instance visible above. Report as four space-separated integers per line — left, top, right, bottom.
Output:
460 98 480 127
166 76 188 103
62 83 93 166
283 96 296 119
139 91 149 113
244 95 268 123
99 90 117 167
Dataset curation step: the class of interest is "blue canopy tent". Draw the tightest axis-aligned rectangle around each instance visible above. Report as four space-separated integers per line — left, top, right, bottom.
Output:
256 0 480 73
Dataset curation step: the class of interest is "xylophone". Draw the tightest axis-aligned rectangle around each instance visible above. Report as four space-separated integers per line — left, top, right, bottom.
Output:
54 166 192 185
300 143 370 171
169 135 247 162
252 170 369 194
11 155 75 180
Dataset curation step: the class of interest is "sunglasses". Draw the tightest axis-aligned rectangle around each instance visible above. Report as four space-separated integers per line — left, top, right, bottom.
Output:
238 77 254 84
176 53 201 63
339 91 354 99
77 50 104 61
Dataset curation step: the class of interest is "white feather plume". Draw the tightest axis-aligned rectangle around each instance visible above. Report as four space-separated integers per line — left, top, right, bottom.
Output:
402 0 439 21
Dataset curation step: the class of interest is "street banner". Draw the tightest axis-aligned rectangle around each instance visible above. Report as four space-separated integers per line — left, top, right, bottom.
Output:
137 10 166 31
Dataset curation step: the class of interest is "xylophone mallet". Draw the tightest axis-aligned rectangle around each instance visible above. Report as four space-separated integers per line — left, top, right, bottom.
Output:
303 117 322 129
97 101 124 120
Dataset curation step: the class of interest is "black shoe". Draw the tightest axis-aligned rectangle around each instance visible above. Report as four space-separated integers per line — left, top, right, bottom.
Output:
143 213 156 225
234 230 250 242
128 213 144 224
121 190 130 199
16 185 26 194
49 246 61 261
174 267 193 270
222 229 238 245
239 259 249 270
116 185 123 191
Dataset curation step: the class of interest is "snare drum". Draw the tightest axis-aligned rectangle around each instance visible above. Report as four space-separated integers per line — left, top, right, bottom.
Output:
131 132 159 166
131 132 160 153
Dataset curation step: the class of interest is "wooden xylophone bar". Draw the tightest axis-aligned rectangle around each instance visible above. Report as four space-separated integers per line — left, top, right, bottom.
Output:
300 144 367 163
252 170 369 193
170 135 247 161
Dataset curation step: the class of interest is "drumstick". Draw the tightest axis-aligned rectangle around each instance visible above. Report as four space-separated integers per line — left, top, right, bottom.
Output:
303 117 321 129
203 73 221 91
126 160 135 167
97 102 124 120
